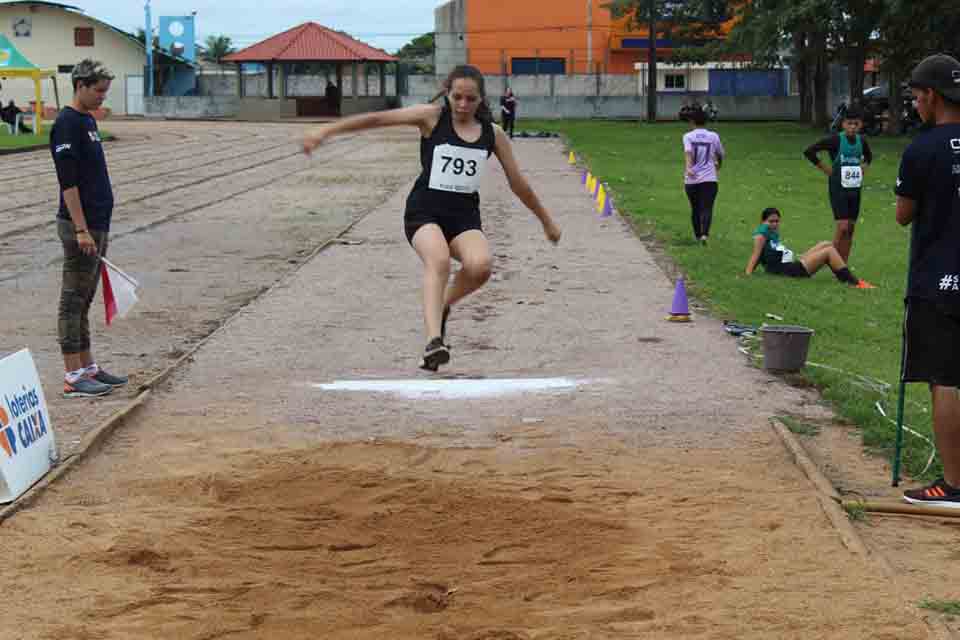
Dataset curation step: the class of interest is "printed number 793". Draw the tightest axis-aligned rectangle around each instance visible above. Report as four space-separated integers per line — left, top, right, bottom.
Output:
441 155 478 177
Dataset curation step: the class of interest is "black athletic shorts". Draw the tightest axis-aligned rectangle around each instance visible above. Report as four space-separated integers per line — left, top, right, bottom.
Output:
902 298 960 387
766 260 811 278
829 184 861 221
404 209 483 246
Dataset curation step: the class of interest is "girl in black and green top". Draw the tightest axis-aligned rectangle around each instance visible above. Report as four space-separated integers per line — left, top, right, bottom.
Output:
804 107 873 263
745 208 874 288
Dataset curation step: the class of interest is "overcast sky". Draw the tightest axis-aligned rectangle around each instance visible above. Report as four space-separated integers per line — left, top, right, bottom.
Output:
60 0 446 53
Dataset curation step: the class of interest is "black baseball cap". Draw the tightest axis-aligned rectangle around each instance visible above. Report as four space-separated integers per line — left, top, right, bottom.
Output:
909 54 960 102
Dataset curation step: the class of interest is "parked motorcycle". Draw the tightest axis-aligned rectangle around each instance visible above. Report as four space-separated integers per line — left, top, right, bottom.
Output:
678 99 720 123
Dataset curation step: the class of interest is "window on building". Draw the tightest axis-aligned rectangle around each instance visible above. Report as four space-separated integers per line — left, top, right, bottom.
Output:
58 65 75 74
665 74 686 90
511 58 566 75
75 27 94 47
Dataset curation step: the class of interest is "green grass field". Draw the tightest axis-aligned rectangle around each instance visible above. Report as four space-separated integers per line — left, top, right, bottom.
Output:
0 125 112 150
0 128 48 149
523 119 937 481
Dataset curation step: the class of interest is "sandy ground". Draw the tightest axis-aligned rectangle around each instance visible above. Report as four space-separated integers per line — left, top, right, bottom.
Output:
0 121 953 638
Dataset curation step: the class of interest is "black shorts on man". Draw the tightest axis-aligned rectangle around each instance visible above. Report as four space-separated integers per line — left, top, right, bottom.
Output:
902 299 960 386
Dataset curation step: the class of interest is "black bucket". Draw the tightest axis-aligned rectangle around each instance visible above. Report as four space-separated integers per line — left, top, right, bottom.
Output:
760 325 814 372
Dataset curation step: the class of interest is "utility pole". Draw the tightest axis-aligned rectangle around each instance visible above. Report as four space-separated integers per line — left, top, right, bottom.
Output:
646 0 657 122
586 0 593 74
145 0 153 97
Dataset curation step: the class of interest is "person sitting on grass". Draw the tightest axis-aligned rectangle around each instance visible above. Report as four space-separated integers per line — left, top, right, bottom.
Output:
745 207 875 288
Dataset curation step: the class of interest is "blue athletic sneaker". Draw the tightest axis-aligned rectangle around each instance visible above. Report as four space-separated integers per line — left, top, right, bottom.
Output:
63 376 113 398
91 368 128 387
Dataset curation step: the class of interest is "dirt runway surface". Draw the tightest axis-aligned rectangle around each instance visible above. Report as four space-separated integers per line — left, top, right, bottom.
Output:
0 122 947 638
0 120 418 457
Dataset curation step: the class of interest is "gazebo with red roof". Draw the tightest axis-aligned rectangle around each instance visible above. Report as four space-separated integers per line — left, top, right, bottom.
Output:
223 22 397 117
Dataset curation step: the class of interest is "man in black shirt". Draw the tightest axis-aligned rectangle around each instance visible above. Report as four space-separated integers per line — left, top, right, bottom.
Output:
50 59 127 398
804 107 874 263
895 54 960 508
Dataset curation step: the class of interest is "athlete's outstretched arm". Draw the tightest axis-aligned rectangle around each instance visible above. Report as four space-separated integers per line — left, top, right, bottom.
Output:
303 103 439 154
492 125 561 244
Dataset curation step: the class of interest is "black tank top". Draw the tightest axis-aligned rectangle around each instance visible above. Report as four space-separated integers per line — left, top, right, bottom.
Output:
405 98 496 216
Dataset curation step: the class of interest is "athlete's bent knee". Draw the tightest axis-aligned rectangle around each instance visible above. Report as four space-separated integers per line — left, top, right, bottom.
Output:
463 258 492 284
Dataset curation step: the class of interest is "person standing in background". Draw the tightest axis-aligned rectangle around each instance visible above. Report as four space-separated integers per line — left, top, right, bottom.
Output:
500 87 517 139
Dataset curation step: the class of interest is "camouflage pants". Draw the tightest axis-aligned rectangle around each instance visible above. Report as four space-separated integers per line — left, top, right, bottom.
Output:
57 219 109 355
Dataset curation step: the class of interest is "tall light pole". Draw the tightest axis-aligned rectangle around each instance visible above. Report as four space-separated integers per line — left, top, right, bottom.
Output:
586 0 593 74
145 0 153 97
646 0 657 122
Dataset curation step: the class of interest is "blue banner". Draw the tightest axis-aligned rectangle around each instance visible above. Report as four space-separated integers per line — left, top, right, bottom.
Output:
159 15 196 61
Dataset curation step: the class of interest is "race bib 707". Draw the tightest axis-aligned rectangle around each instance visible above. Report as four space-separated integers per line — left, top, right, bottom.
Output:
429 144 487 194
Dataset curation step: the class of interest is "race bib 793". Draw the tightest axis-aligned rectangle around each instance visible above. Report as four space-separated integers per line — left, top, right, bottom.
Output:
429 144 487 194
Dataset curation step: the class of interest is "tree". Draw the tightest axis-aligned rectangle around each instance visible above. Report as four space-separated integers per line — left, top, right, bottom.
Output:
203 35 235 68
133 27 159 50
830 0 886 105
396 32 434 59
396 32 435 74
603 1 732 121
724 0 835 127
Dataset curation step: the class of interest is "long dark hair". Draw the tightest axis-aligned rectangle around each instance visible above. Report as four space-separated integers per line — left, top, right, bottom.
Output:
431 65 494 124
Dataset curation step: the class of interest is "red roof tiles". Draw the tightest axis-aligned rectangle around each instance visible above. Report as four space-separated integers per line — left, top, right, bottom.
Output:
224 22 396 63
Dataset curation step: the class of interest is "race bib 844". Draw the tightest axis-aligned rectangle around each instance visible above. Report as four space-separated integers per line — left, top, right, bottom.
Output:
841 165 863 189
429 144 487 194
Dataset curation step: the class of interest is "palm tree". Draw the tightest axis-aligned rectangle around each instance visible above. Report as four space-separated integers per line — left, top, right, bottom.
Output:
203 35 235 74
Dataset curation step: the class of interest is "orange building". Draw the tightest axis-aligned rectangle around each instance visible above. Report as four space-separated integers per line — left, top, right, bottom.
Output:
436 0 734 76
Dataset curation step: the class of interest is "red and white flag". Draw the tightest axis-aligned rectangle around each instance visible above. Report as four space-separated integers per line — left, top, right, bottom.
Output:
100 257 140 326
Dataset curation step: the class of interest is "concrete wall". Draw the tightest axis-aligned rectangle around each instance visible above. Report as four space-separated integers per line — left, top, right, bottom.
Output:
198 73 238 96
0 4 149 115
399 73 801 120
401 93 801 121
434 0 467 78
237 98 297 120
199 71 398 98
145 96 239 118
340 97 392 116
144 95 392 119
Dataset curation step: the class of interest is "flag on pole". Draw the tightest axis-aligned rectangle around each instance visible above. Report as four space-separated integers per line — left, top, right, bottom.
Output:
100 257 140 326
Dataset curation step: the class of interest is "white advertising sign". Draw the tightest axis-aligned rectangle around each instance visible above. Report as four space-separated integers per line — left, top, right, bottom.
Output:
0 350 57 503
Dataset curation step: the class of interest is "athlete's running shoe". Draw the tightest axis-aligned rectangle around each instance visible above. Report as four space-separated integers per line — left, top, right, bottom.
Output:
903 478 960 509
63 376 113 398
420 337 450 372
92 368 128 387
854 279 876 289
